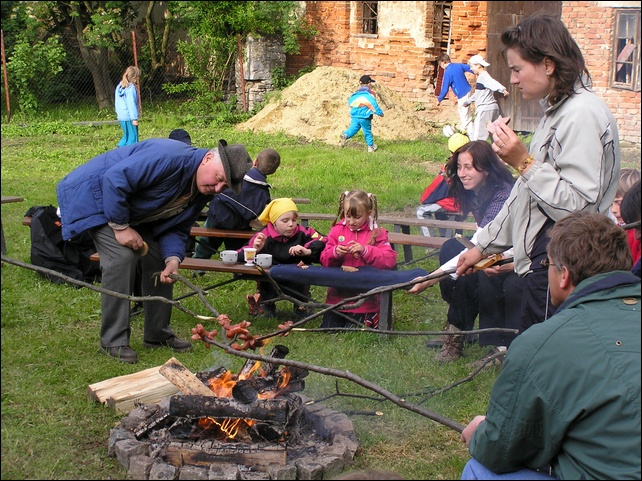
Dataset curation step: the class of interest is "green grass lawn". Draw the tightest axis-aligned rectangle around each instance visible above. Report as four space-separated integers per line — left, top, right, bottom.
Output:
1 114 499 480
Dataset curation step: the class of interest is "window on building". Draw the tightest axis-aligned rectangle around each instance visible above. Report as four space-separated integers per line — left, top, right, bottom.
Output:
362 1 378 35
612 9 640 91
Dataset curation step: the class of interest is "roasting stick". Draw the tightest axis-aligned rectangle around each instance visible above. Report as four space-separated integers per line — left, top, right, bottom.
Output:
202 336 466 433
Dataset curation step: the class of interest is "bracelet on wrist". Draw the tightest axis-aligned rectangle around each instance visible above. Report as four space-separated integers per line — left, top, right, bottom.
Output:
517 154 534 174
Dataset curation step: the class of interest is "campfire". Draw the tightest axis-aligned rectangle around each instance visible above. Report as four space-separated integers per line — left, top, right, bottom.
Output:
108 346 359 479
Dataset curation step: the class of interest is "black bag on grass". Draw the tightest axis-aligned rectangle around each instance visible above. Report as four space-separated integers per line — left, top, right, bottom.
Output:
25 205 101 286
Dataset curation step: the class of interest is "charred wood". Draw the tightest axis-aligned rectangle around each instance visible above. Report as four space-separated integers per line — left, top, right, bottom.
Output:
169 395 290 424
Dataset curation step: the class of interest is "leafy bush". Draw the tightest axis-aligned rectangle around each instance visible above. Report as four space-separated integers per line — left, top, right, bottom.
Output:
6 35 66 114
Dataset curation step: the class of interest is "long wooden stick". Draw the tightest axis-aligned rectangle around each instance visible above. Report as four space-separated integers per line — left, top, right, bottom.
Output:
203 337 466 433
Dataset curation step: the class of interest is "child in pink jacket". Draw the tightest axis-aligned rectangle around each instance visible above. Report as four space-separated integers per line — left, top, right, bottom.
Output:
320 190 397 328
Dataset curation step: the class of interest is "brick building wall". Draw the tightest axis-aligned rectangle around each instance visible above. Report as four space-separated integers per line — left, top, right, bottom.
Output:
286 1 486 105
284 1 639 144
563 1 640 145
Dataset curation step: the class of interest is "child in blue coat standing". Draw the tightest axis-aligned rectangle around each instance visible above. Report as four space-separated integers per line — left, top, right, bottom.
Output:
339 75 384 153
115 66 140 147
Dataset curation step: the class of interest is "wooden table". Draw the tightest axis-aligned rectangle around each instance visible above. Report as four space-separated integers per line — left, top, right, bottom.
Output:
1 196 24 255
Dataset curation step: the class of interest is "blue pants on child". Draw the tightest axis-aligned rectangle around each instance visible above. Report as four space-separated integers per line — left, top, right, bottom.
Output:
118 121 138 147
344 117 374 147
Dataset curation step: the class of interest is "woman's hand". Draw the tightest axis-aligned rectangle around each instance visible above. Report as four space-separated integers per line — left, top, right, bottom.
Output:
488 117 529 169
406 274 441 294
484 261 514 277
456 247 485 277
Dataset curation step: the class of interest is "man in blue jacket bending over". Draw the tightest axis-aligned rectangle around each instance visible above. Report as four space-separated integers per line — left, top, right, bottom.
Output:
56 138 253 363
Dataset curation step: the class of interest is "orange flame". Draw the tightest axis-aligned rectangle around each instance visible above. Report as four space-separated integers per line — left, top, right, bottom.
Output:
200 361 291 439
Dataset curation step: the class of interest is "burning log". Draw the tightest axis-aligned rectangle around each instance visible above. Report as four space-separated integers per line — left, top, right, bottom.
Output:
134 409 171 440
164 441 286 469
168 395 291 424
196 366 227 384
260 344 290 377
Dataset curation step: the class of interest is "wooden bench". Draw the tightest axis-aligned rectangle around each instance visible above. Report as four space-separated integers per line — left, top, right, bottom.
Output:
190 226 255 239
296 212 469 263
89 252 264 274
26 217 448 266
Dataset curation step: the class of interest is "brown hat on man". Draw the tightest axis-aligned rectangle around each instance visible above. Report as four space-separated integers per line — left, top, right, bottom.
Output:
217 139 253 194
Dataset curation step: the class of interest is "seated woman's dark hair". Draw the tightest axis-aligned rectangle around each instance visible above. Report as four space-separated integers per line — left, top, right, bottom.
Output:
621 179 641 225
445 140 515 217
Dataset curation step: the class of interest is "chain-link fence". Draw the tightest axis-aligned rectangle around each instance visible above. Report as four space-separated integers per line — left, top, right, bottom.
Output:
1 29 197 121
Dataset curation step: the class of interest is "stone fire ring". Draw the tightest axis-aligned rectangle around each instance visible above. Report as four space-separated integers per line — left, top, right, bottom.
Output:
108 394 359 480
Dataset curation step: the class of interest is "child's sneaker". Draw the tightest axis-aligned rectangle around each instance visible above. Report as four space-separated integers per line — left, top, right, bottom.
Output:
367 144 378 153
339 133 347 147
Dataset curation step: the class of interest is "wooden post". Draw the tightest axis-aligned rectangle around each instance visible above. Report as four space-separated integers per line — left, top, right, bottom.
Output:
1 30 11 123
131 30 142 115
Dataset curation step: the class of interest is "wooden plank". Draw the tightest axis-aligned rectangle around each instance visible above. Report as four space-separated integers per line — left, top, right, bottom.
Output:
190 226 254 239
159 357 216 397
88 253 266 276
1 196 24 204
178 257 266 275
378 215 477 231
107 383 182 414
297 213 336 223
88 366 164 400
388 232 447 249
297 212 476 232
87 365 181 414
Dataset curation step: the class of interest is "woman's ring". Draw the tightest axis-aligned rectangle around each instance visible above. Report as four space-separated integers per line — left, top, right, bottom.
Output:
500 142 505 148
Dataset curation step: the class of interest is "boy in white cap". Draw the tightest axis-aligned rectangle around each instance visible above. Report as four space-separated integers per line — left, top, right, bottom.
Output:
465 55 509 142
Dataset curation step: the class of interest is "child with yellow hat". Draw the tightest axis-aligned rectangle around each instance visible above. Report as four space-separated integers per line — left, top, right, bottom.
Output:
241 198 327 318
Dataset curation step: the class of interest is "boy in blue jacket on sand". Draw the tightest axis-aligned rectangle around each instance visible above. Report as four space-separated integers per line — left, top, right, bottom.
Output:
339 75 384 153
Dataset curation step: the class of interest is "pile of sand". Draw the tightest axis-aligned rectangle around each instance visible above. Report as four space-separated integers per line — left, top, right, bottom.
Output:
236 66 442 145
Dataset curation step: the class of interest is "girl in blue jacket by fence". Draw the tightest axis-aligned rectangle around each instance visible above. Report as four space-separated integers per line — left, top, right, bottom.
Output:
115 66 140 147
339 75 384 153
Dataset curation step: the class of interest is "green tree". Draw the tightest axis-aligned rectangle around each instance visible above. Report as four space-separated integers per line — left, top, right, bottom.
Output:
6 35 66 115
3 1 173 111
43 1 138 110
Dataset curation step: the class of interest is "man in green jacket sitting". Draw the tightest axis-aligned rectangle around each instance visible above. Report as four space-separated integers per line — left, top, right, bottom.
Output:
460 211 641 480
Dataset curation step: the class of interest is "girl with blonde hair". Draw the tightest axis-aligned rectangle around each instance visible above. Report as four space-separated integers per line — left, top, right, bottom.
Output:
115 66 140 147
